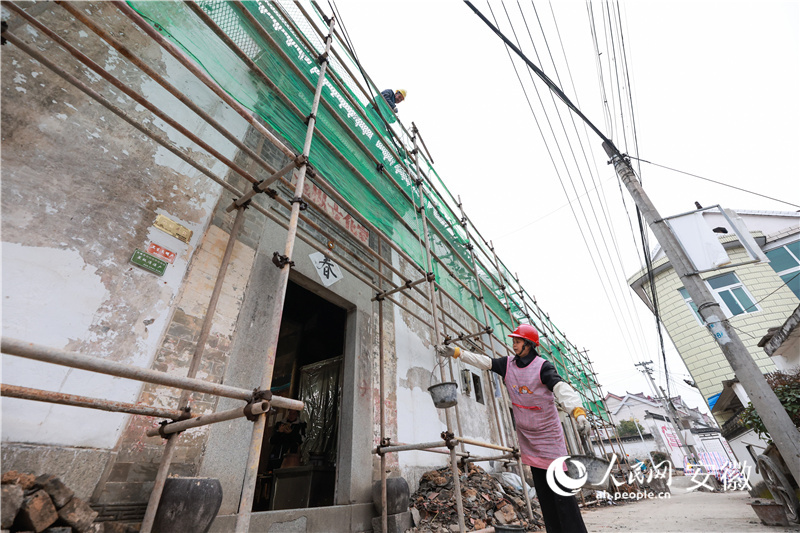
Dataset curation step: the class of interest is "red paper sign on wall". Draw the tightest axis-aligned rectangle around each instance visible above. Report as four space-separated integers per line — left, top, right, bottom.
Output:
147 242 176 264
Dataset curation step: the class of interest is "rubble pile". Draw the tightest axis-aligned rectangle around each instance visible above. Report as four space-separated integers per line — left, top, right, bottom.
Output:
1 471 135 533
408 464 543 532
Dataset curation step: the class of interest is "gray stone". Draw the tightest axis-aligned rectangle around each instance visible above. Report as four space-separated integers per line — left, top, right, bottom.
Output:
1 484 24 528
410 507 421 526
43 527 72 533
371 511 412 533
34 475 74 508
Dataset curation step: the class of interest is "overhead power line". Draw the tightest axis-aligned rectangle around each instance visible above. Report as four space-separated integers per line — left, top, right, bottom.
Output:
627 156 800 209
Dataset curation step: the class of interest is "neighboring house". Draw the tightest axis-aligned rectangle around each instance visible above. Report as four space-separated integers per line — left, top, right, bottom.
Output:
594 392 733 473
628 209 800 424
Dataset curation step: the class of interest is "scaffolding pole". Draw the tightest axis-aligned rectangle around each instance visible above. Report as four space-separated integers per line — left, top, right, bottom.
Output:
232 12 335 531
412 134 466 533
0 384 192 421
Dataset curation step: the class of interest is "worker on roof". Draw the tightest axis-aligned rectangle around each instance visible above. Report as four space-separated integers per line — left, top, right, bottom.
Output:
380 89 406 113
437 324 589 533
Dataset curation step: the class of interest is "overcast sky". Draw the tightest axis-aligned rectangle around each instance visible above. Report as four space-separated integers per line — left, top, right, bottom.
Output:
328 0 800 415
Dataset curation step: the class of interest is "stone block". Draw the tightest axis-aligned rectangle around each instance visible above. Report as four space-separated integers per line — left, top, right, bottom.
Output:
1 484 24 528
16 489 58 532
43 527 72 533
34 475 74 508
57 497 98 533
371 511 411 533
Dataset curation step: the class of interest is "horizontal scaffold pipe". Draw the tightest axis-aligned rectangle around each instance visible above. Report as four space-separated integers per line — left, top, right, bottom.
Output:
1 384 193 420
375 441 451 455
372 273 432 301
6 3 264 192
144 399 294 437
462 453 516 463
455 437 514 453
56 2 284 184
1 338 253 401
2 32 244 200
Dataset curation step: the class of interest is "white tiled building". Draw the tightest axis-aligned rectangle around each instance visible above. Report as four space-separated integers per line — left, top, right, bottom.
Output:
628 209 800 422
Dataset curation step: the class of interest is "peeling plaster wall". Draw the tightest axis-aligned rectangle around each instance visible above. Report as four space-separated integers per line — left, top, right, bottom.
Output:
1 2 247 451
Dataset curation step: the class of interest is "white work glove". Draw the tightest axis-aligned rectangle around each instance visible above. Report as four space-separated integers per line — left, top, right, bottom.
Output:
576 414 590 436
435 345 461 358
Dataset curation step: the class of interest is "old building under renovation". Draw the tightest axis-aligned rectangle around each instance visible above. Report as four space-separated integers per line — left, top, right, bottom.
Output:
1 2 626 531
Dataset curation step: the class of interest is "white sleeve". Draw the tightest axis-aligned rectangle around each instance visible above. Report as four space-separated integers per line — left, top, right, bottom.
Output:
458 349 492 371
553 381 583 415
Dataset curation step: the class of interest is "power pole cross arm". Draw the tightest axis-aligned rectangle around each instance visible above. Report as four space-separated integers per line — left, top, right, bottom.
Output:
604 141 800 480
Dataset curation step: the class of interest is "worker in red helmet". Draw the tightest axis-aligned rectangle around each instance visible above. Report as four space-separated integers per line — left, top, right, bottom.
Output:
437 323 588 533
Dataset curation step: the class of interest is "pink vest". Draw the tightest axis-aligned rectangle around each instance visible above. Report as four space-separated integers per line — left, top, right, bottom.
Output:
505 356 568 469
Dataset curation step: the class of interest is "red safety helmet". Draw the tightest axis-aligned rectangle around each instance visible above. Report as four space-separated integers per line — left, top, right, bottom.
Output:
508 324 539 347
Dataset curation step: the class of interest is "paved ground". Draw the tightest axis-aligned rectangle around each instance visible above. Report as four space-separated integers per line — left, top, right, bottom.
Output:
581 482 800 533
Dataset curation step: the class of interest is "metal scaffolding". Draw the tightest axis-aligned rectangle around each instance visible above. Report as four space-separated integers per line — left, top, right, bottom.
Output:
0 2 633 532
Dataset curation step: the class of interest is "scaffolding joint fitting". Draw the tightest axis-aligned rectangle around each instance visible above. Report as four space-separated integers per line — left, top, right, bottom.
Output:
414 178 423 187
465 243 474 251
251 389 273 403
484 326 493 334
264 187 278 199
291 197 308 211
442 335 452 345
243 400 269 422
157 408 190 439
294 155 308 168
376 163 385 173
317 52 329 65
441 431 456 449
1 21 7 46
272 252 295 269
305 113 316 126
426 272 435 282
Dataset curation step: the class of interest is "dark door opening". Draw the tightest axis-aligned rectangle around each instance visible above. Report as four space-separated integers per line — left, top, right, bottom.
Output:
253 280 347 511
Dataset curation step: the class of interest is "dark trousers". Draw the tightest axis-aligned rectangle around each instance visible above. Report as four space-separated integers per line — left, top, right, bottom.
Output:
530 466 588 533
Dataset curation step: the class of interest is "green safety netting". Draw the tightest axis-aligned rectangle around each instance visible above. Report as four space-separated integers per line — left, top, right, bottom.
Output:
127 0 606 420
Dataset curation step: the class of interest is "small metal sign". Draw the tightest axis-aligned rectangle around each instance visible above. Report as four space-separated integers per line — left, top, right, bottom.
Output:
310 252 342 287
154 214 192 244
131 249 167 276
147 242 176 264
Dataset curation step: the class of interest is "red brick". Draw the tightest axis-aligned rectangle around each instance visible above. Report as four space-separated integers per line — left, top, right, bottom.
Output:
16 489 58 532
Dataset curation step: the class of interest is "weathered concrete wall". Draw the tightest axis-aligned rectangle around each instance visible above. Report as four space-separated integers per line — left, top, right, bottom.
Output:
1 0 248 487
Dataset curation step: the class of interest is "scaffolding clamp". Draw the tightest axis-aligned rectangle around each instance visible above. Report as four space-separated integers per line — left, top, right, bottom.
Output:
317 52 329 65
272 252 295 269
376 163 384 173
304 113 316 126
156 407 192 439
294 154 309 168
291 197 308 211
243 400 270 422
1 21 7 46
426 272 435 282
441 431 456 450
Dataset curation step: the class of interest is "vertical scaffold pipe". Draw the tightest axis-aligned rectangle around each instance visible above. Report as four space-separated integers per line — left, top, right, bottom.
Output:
377 240 388 533
456 202 533 522
233 16 336 533
140 206 247 533
411 135 465 533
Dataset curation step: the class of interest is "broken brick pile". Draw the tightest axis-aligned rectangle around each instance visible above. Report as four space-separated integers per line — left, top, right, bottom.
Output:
407 464 544 532
1 471 135 533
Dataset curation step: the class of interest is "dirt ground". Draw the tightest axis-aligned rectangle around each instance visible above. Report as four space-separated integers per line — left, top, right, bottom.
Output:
581 484 800 533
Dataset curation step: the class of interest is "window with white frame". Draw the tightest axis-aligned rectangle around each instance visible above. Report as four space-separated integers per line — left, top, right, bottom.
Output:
765 241 800 299
678 272 759 322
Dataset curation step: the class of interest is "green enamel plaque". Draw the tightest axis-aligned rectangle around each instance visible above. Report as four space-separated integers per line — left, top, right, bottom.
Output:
131 248 167 276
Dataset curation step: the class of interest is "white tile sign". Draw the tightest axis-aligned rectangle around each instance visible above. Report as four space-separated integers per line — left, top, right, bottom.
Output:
310 252 342 287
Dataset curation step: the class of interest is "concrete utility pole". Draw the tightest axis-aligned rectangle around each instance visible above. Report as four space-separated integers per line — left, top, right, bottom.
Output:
636 361 696 464
607 143 800 479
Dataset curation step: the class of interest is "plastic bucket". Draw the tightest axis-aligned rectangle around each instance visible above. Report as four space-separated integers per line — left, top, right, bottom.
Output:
428 382 458 408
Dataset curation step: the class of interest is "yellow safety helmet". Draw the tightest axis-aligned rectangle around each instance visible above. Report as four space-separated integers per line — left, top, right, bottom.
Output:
396 89 407 99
